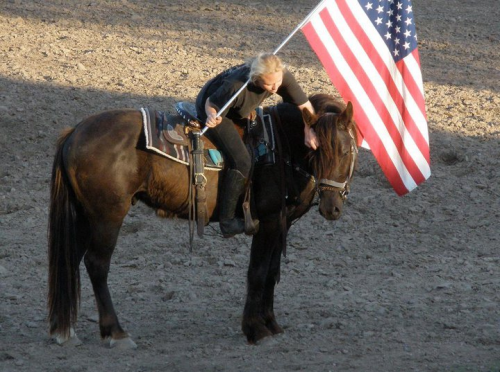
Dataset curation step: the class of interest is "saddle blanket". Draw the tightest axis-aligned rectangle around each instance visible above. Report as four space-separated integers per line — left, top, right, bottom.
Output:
140 107 224 171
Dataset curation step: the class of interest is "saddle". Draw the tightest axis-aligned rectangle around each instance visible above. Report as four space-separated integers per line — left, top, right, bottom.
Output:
140 106 223 170
140 103 277 239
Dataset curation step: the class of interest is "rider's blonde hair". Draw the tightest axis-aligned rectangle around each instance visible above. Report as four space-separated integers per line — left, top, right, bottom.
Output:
247 53 285 84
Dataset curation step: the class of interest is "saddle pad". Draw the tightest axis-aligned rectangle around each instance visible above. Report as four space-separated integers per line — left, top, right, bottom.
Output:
140 107 223 171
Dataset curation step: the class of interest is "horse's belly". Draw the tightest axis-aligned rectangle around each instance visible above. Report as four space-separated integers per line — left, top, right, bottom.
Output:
147 160 220 219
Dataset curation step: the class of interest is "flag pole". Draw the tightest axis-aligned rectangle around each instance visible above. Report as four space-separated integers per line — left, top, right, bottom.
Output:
271 0 327 55
200 0 326 135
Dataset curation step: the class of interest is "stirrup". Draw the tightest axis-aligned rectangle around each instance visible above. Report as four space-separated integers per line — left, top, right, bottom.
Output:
242 201 259 235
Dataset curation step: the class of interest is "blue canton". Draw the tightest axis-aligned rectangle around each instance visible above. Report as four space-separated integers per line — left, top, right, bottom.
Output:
358 0 418 62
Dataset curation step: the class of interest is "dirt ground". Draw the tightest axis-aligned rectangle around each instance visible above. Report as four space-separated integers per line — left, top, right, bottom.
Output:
1 0 499 371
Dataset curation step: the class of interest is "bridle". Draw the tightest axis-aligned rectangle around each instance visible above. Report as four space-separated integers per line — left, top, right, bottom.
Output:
316 128 358 201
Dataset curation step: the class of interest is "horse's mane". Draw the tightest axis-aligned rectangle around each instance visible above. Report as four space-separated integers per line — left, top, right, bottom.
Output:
310 94 344 116
309 94 358 180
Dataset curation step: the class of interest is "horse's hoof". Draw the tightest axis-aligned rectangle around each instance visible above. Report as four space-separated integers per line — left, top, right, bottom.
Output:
244 327 273 345
267 322 284 335
255 334 281 346
109 336 137 350
54 328 82 346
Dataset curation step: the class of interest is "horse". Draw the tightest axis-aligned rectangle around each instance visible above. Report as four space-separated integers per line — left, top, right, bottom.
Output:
47 93 358 348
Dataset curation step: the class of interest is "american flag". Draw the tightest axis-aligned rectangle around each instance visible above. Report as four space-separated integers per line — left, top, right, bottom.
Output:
301 0 430 195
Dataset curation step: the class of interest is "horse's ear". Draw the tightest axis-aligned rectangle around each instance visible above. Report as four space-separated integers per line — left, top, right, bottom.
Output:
340 101 354 125
302 107 318 127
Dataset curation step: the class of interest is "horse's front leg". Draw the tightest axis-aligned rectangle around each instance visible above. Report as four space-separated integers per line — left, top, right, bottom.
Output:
260 234 285 336
242 218 283 344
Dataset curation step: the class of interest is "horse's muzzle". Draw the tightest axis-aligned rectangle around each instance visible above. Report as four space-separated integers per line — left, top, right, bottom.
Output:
319 205 342 220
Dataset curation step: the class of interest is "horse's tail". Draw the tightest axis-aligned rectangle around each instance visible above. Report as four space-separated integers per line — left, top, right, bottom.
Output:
47 127 83 338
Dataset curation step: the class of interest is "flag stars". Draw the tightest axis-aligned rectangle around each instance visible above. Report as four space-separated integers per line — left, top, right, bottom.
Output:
361 0 418 59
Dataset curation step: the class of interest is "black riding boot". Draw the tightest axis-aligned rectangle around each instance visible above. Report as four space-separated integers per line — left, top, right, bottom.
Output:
219 169 246 238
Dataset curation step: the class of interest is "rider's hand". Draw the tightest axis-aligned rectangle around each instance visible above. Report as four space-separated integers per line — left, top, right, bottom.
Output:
304 126 319 150
205 113 222 128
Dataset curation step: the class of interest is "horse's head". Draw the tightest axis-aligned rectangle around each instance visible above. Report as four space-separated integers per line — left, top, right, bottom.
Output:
303 98 358 220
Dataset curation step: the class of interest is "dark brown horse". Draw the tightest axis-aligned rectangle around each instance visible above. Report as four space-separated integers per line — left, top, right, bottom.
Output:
48 93 358 348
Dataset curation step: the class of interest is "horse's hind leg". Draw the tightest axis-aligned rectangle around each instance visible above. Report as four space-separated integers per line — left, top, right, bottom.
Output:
84 215 137 349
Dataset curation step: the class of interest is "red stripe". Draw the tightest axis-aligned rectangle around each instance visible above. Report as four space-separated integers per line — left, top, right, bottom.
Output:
302 22 409 195
319 6 426 186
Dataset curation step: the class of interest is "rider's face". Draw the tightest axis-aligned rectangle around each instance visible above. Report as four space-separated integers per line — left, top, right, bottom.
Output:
257 71 283 94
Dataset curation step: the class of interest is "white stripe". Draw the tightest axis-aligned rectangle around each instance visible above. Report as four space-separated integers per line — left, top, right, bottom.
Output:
140 108 152 145
309 7 418 191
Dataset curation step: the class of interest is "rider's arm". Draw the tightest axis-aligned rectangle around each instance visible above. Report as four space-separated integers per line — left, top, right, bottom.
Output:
298 100 315 115
298 100 319 150
204 98 223 128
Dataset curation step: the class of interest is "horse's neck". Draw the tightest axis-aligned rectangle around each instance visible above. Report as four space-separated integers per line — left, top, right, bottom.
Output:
274 103 310 166
273 103 316 216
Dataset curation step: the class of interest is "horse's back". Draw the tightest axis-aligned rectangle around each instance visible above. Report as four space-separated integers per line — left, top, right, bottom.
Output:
71 109 142 145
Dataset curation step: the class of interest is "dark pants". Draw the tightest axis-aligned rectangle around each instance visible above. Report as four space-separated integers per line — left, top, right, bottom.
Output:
208 117 252 178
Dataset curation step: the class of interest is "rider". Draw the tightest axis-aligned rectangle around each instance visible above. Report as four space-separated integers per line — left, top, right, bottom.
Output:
196 53 319 237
